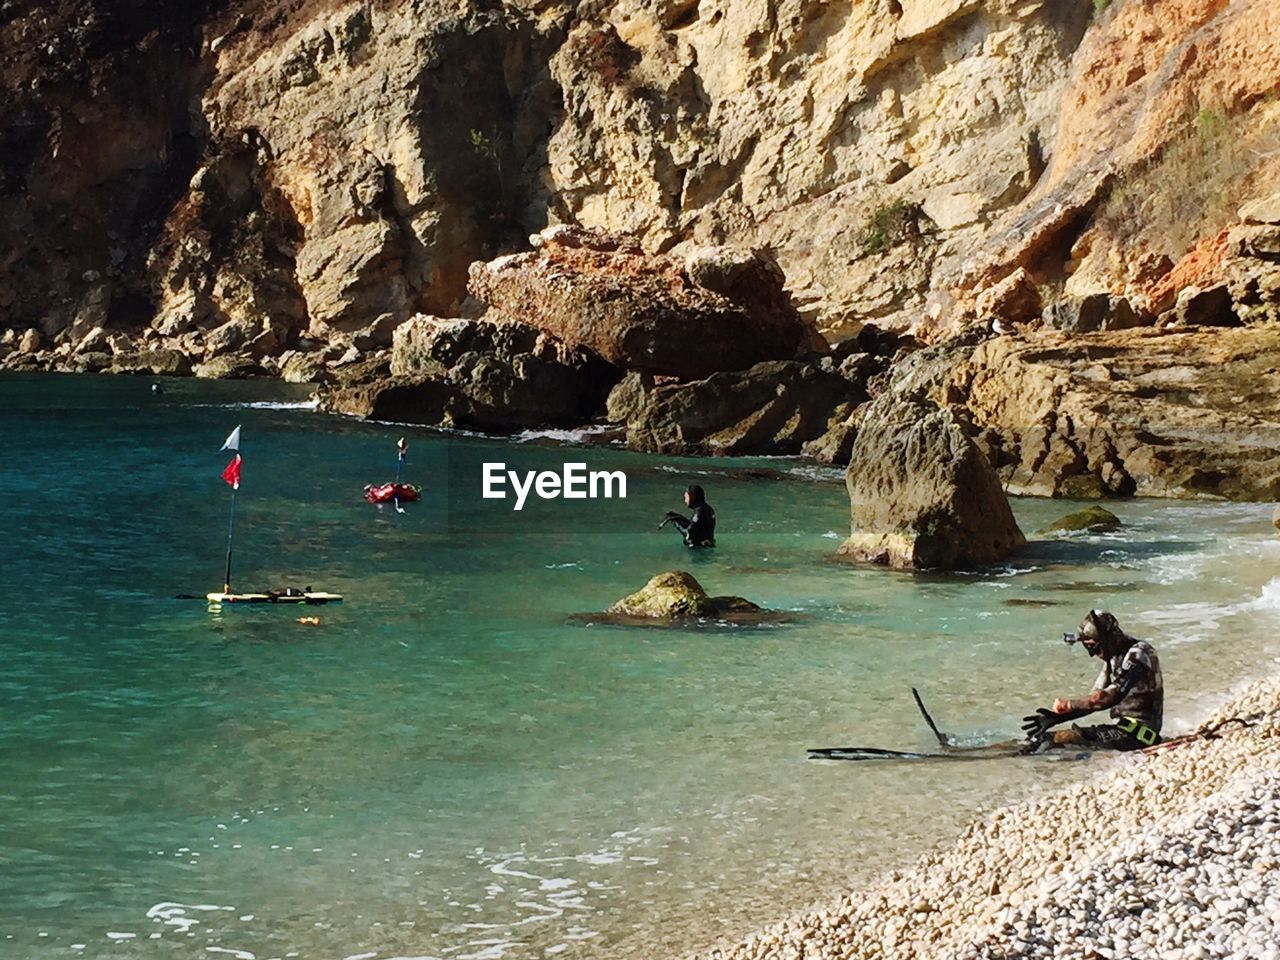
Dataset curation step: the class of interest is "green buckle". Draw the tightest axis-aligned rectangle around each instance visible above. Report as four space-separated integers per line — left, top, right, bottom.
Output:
1118 716 1158 746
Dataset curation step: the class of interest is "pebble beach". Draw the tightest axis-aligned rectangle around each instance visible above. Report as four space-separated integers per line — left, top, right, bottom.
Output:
693 677 1280 960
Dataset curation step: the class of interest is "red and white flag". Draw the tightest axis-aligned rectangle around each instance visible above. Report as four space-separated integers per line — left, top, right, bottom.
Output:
222 454 242 490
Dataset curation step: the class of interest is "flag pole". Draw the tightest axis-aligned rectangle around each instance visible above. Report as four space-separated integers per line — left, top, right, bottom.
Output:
394 436 407 513
218 425 243 596
223 483 237 594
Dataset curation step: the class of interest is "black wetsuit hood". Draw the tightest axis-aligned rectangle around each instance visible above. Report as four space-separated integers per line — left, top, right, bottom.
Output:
669 486 715 547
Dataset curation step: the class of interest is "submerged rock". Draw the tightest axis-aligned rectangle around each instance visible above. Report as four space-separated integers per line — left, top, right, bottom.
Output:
837 394 1025 570
1036 505 1122 535
576 572 787 627
468 226 826 379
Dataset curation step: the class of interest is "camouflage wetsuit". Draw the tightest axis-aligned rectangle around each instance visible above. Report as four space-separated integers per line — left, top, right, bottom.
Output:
1052 639 1163 750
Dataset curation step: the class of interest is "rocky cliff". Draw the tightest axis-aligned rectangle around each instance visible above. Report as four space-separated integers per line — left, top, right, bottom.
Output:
0 0 1096 348
3 0 1280 499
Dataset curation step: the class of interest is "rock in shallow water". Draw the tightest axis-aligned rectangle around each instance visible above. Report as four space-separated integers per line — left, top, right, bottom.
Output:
837 393 1025 570
1036 505 1123 535
575 572 789 627
608 571 718 619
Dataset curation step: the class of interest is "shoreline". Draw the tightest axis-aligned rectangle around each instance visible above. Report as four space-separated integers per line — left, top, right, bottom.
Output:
687 673 1280 960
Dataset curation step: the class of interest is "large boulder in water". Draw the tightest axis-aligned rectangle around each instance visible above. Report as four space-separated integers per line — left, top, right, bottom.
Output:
837 393 1026 570
467 226 827 379
319 314 620 431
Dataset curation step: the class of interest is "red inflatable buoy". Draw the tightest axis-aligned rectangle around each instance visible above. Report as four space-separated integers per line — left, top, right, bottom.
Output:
364 482 422 503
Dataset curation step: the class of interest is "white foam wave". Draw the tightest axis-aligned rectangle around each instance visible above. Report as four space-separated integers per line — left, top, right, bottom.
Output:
1137 578 1280 644
783 464 845 483
189 400 319 411
146 902 236 935
512 426 620 445
237 399 319 410
1244 577 1280 613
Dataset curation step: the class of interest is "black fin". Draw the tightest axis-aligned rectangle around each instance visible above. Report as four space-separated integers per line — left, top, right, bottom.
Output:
912 686 950 747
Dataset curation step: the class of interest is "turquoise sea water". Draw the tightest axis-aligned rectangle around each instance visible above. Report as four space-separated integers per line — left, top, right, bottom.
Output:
3 373 1280 960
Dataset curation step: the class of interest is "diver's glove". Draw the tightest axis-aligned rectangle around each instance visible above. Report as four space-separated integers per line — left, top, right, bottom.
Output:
664 511 683 521
1021 708 1060 741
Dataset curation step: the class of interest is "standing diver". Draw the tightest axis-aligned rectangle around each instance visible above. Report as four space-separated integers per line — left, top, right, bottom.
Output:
662 484 716 547
1022 610 1163 751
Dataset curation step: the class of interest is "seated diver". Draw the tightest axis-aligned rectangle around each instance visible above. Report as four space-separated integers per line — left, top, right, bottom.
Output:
662 484 716 547
1022 609 1163 751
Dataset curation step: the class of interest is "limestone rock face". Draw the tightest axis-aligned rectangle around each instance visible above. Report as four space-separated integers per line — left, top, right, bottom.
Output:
838 393 1025 570
544 1 1091 337
107 349 192 377
0 2 211 341
6 0 1089 346
621 359 860 457
954 0 1280 331
194 3 558 336
147 147 309 348
193 355 261 379
4 0 1276 353
5 0 1280 506
468 227 824 378
965 329 1280 500
320 314 620 432
883 326 1280 501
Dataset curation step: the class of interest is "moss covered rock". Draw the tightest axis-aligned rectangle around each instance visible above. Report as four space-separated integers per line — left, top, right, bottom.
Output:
579 572 783 627
606 571 717 619
1036 505 1122 535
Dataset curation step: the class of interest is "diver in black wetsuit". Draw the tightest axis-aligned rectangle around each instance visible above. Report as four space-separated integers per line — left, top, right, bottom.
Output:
663 484 716 547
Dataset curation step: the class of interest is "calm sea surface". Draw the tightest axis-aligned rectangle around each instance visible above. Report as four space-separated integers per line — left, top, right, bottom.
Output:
2 373 1278 960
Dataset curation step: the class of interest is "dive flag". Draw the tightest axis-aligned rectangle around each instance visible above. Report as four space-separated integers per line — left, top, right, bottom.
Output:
222 454 242 490
398 436 408 461
220 425 241 452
